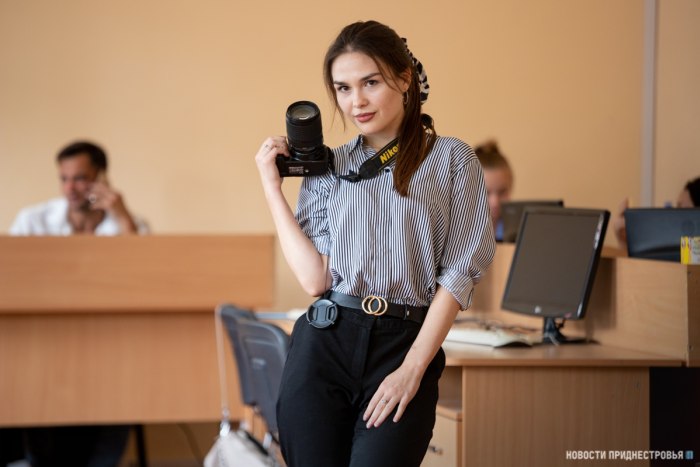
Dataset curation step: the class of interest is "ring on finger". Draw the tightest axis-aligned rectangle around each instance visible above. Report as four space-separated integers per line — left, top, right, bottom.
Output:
380 399 388 405
88 194 98 204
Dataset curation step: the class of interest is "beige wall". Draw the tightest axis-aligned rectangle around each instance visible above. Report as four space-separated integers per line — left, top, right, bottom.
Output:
656 0 700 206
0 0 697 310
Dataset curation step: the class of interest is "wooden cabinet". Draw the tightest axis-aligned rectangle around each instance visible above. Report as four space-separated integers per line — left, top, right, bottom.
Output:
422 403 462 467
433 344 681 467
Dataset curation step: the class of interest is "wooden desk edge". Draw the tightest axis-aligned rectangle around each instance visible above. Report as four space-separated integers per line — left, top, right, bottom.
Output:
443 342 683 368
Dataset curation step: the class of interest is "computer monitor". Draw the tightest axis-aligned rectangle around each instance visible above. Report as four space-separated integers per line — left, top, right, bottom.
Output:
624 208 700 262
501 207 610 344
501 200 564 243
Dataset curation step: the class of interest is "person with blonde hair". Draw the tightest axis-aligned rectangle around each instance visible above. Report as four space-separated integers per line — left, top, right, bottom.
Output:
474 139 513 241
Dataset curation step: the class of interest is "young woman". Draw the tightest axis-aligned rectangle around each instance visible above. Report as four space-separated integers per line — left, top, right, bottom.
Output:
474 140 514 241
255 20 495 467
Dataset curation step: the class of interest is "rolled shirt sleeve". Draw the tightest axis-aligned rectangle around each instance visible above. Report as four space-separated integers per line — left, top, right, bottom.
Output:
436 155 496 310
296 173 334 256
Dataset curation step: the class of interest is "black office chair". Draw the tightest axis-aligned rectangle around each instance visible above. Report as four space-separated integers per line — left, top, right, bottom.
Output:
218 304 290 452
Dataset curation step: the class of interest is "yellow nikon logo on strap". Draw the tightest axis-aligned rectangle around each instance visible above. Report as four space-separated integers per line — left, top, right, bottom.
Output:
338 138 399 182
379 144 399 164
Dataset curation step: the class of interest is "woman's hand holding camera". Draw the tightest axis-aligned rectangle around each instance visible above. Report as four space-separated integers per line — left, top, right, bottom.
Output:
255 136 289 191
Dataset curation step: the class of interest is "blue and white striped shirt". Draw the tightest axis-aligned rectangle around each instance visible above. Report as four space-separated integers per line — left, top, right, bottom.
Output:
296 134 495 310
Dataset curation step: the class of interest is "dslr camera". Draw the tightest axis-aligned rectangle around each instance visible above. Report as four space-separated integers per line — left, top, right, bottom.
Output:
276 101 332 177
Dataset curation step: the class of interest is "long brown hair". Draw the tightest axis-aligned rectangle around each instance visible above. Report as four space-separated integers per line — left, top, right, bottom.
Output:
323 20 437 196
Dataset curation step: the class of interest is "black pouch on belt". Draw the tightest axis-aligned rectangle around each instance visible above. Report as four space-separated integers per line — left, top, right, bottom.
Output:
305 298 338 329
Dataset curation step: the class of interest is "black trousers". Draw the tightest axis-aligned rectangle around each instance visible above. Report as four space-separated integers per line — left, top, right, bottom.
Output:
277 304 445 467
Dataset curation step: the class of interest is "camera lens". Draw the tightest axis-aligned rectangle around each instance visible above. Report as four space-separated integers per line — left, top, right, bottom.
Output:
288 103 317 121
286 101 324 154
277 100 331 176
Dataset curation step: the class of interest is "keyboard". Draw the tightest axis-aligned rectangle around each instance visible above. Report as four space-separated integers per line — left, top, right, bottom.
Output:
445 324 542 347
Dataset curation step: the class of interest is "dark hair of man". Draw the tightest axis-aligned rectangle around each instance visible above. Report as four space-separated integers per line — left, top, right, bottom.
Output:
323 20 437 197
685 177 700 207
56 141 108 172
474 140 511 171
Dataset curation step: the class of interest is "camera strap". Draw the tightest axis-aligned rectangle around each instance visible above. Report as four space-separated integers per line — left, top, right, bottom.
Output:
339 138 399 182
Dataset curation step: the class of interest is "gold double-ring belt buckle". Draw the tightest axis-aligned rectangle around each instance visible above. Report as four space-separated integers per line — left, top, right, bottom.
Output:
361 295 388 316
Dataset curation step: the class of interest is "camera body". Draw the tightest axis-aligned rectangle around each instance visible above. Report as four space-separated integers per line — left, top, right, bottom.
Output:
275 146 332 177
276 101 332 177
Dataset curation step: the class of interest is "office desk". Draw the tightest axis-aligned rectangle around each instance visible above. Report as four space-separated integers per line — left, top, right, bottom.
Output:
422 244 699 467
0 235 274 427
467 244 700 366
422 343 681 467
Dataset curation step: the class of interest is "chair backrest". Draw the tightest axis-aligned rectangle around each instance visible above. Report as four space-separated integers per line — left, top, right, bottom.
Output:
217 304 259 407
219 304 290 435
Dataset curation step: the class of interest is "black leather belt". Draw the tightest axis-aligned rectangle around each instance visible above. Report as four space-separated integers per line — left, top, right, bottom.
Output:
328 291 429 325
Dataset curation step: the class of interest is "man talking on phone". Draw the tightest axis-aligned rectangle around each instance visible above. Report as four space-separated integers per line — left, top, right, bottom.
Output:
10 140 148 235
6 140 148 466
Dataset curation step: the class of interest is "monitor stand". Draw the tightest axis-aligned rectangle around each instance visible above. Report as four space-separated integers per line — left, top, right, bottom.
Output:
541 317 588 345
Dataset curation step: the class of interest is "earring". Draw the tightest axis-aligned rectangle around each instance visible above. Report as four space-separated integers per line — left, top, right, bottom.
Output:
403 92 408 106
